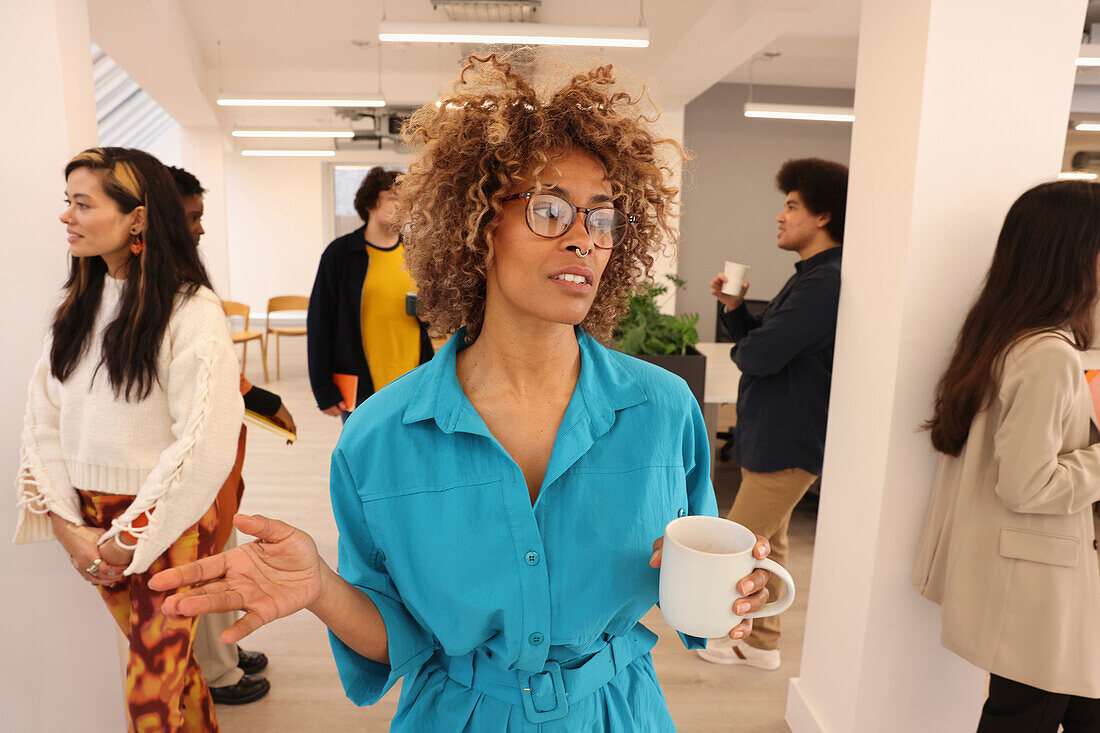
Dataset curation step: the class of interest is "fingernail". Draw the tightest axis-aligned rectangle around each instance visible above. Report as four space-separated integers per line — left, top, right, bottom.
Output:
735 601 749 615
732 629 744 639
738 582 750 595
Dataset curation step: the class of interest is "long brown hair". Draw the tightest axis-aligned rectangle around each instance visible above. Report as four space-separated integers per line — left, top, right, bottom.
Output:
928 180 1100 455
51 147 212 400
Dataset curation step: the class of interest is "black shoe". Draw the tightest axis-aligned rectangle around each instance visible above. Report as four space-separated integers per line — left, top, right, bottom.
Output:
210 674 271 705
236 646 268 675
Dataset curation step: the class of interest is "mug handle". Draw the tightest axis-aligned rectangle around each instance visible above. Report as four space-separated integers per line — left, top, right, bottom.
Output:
740 558 796 620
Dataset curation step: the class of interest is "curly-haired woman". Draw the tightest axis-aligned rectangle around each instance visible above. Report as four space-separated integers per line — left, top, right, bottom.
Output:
16 147 243 730
151 54 775 730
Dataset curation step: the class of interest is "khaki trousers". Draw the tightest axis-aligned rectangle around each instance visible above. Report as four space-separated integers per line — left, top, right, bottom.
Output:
727 467 818 651
193 531 243 687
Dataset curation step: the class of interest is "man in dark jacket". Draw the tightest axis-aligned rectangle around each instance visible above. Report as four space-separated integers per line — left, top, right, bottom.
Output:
307 168 433 418
698 157 848 670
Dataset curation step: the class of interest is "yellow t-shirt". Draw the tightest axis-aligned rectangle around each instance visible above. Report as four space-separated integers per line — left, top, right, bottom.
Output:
360 241 420 390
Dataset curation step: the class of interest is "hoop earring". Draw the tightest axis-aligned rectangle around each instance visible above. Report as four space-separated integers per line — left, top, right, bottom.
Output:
130 233 144 256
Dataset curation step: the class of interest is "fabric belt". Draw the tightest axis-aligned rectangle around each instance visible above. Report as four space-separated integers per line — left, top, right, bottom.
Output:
437 630 654 724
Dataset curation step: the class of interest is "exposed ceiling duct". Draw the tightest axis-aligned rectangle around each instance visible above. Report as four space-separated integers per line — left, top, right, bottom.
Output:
434 0 540 23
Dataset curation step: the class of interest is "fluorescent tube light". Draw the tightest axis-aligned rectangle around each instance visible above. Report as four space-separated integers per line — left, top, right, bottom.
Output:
377 21 649 48
1058 171 1097 180
744 102 854 122
240 150 337 157
1074 123 1100 132
233 130 355 138
1077 43 1100 66
218 97 384 108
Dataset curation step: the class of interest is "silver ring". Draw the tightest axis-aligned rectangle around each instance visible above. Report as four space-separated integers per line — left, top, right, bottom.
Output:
85 558 102 575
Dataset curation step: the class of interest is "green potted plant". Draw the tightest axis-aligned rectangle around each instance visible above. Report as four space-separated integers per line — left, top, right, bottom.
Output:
614 275 706 410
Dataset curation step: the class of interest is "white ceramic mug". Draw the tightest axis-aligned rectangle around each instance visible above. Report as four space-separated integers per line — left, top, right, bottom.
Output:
658 515 796 639
722 261 750 296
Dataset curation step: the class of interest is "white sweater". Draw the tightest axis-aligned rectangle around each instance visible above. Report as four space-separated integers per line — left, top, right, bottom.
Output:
15 276 243 575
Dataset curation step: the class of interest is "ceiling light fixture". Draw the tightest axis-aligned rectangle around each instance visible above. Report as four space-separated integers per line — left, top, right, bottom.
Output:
1058 171 1098 180
233 130 355 138
218 96 385 108
377 21 649 48
241 150 337 157
1074 122 1100 132
743 102 855 122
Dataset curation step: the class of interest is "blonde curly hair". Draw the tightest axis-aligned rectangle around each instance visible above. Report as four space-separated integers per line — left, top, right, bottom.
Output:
398 51 685 343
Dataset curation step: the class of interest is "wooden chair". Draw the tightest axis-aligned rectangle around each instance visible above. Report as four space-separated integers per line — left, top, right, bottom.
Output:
264 295 309 380
222 300 267 381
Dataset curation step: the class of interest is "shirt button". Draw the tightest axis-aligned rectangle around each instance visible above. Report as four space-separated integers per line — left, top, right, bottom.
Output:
528 632 544 646
524 551 540 566
677 508 687 518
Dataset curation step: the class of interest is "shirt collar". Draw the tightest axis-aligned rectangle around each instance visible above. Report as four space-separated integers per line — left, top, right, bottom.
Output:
794 245 842 273
402 326 646 435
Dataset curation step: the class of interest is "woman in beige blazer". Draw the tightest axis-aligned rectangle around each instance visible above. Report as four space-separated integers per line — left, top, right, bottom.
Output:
913 180 1100 732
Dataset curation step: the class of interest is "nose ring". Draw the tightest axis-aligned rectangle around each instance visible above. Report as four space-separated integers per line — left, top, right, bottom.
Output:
567 245 591 259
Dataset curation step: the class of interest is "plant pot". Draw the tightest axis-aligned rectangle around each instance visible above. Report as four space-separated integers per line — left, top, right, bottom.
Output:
632 346 707 413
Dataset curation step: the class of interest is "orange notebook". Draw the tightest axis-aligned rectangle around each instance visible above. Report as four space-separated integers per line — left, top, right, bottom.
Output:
333 372 359 411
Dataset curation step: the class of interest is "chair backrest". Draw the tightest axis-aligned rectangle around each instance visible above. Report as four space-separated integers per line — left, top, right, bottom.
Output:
266 295 310 331
266 295 309 313
222 300 250 332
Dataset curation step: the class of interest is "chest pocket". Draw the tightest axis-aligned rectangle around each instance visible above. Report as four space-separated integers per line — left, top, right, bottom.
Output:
365 478 520 642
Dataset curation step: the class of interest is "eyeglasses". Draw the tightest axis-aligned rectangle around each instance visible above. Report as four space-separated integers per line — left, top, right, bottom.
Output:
503 191 636 249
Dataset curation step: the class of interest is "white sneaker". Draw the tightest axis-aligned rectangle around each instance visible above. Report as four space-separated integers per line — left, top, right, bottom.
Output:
695 638 781 670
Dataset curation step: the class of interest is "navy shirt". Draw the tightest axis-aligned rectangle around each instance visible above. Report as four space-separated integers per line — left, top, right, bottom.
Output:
719 247 841 475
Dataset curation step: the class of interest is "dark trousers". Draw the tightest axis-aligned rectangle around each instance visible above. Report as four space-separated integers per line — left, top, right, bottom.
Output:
977 674 1100 733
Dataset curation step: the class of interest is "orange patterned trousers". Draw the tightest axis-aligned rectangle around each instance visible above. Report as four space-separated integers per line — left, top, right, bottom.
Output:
78 491 220 733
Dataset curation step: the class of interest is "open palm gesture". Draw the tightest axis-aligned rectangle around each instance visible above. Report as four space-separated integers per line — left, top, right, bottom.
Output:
149 514 324 644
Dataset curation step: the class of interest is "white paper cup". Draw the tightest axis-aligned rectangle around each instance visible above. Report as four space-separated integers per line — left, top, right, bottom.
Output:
658 516 795 639
722 262 750 295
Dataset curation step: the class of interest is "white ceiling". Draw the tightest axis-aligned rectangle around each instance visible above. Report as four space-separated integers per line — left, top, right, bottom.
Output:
94 0 861 141
86 0 1100 147
721 0 860 89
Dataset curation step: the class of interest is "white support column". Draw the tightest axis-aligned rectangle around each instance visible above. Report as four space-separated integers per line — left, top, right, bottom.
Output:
181 126 232 298
654 106 685 315
1 1 125 729
787 2 1086 732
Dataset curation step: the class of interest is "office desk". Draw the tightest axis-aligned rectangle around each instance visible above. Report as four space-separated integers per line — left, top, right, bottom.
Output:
695 342 741 478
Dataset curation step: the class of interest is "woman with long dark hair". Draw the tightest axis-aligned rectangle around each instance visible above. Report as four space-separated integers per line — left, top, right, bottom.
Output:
914 181 1100 731
15 147 243 731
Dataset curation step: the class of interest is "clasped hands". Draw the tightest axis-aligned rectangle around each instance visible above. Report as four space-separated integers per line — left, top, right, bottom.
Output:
51 514 128 586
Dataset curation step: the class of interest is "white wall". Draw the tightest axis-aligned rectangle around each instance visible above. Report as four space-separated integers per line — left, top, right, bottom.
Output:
225 156 326 309
182 126 231 297
2 1 124 728
679 83 853 339
224 149 411 311
143 120 182 167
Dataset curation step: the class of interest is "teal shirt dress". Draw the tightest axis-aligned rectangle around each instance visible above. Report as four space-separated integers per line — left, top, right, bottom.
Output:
328 328 718 731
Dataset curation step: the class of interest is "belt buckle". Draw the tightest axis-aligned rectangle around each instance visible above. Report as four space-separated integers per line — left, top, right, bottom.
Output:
518 661 569 723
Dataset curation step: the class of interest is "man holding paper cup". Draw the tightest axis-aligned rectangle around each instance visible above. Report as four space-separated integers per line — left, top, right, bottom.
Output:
703 158 848 669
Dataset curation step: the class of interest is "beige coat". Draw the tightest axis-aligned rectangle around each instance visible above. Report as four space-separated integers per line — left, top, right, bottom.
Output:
912 331 1100 698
